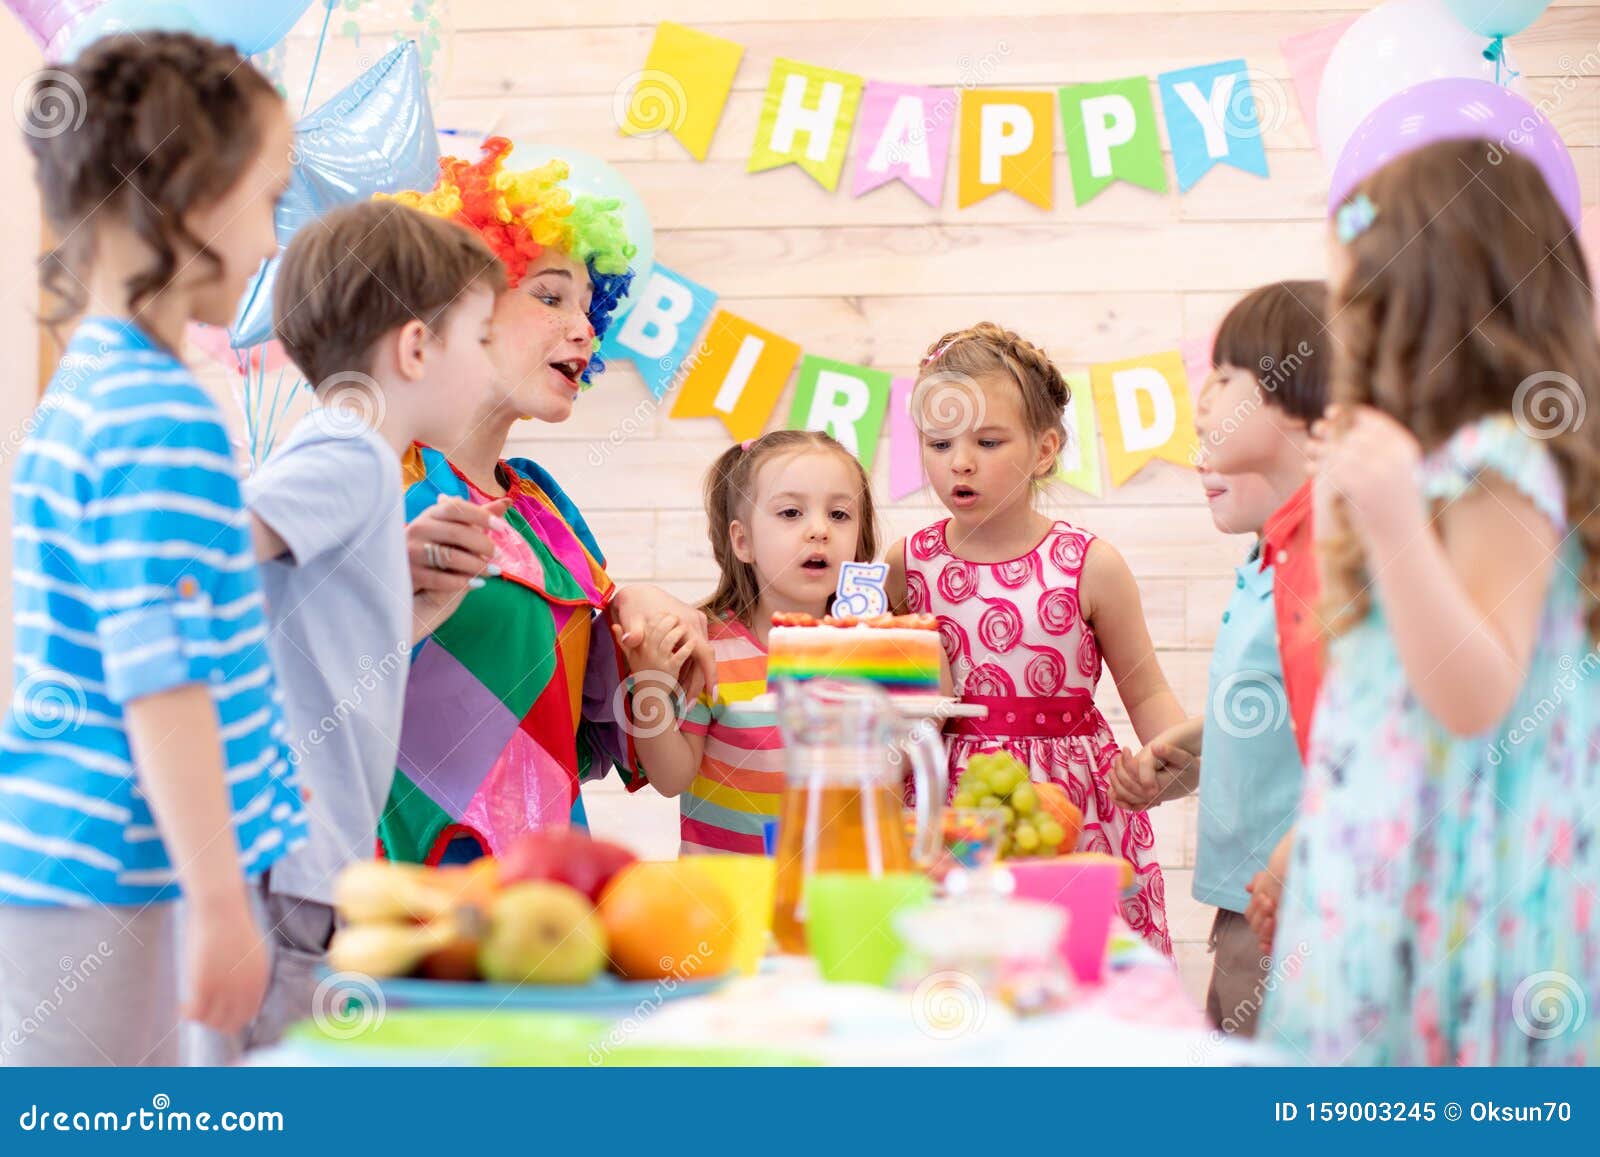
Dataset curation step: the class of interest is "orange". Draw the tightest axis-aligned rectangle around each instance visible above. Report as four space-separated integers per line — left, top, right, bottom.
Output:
597 861 739 981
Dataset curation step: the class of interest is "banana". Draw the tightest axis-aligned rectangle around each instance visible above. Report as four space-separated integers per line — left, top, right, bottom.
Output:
327 917 467 978
333 861 462 924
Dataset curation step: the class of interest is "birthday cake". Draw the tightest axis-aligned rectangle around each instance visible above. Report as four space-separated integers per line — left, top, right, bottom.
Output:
765 612 943 694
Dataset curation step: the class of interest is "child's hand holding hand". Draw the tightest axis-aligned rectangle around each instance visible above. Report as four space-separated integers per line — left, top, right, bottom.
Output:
1244 830 1293 958
409 496 511 641
1110 737 1199 811
1309 405 1425 550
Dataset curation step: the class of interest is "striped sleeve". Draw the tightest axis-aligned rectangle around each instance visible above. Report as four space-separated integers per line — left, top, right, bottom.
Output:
87 394 246 704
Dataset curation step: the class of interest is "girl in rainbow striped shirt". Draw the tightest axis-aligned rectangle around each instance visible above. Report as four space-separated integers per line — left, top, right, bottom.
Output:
618 431 881 853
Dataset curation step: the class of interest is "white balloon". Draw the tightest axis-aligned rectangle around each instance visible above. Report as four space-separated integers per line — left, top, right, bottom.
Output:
1317 0 1515 170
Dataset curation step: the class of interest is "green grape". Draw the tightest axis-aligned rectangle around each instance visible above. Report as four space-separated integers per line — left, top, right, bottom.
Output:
991 762 1025 795
1037 819 1065 848
998 805 1016 827
1010 782 1039 816
953 790 979 810
1014 822 1040 853
978 794 1003 810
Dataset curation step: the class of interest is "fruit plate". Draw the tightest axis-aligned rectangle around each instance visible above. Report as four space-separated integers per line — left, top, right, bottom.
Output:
340 970 732 1016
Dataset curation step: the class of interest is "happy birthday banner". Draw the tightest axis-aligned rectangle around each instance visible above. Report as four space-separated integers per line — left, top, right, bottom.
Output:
621 22 1274 207
606 21 1235 493
601 264 1201 496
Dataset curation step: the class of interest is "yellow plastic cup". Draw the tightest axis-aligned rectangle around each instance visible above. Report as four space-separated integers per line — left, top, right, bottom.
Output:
681 854 778 976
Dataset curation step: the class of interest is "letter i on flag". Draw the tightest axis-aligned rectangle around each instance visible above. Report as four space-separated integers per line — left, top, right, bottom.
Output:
671 310 801 442
750 59 864 191
958 90 1055 209
598 265 717 399
1059 77 1167 205
1090 351 1198 486
1157 59 1269 192
620 22 744 161
787 355 892 470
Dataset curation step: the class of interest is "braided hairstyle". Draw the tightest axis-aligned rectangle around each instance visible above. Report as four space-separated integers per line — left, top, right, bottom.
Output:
913 322 1072 478
27 32 281 335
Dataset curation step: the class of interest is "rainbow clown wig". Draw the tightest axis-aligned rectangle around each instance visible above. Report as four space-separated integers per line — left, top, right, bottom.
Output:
385 136 636 383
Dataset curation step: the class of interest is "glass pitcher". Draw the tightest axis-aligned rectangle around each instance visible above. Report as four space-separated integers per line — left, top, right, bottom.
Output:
770 679 947 954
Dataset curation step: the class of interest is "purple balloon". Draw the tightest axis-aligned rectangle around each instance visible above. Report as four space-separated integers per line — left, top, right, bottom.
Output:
1328 77 1581 229
3 0 103 55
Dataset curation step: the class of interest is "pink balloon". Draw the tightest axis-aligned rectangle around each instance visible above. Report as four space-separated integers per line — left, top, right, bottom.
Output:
4 0 104 57
1328 77 1582 229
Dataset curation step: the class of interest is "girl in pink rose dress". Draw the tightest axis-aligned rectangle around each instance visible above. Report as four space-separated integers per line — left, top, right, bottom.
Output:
888 325 1185 955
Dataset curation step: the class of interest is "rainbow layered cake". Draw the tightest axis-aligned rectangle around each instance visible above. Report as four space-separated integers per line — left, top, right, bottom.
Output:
765 612 943 694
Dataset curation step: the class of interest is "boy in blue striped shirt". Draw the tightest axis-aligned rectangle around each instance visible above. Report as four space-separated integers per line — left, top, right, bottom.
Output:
0 36 306 1065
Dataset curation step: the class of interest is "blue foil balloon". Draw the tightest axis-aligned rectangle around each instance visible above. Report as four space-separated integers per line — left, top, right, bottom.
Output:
230 40 440 349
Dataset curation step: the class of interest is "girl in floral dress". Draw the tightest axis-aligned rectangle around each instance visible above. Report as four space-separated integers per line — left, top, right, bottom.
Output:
886 324 1187 955
1259 140 1600 1065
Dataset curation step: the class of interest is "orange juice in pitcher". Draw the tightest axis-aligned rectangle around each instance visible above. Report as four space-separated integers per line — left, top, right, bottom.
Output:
770 680 946 954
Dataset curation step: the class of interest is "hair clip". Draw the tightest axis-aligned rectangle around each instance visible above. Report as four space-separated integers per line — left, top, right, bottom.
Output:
921 341 953 368
740 439 754 451
1335 193 1378 244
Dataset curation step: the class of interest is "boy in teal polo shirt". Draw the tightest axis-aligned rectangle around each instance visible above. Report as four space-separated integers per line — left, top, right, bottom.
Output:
1110 281 1327 1036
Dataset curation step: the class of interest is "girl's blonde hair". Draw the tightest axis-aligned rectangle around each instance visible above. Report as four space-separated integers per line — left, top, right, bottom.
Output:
913 322 1071 477
1322 138 1600 640
700 430 882 626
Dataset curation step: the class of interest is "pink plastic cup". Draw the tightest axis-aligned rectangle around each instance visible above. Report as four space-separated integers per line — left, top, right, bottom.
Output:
1003 859 1122 985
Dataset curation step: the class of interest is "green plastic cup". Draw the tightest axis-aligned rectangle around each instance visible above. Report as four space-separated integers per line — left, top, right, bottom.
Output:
803 871 932 986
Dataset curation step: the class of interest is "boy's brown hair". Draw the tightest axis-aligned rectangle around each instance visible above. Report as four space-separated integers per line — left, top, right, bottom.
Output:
30 32 281 337
1212 280 1330 423
273 200 506 389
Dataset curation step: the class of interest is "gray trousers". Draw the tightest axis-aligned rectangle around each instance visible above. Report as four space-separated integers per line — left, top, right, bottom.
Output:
0 902 181 1066
183 881 335 1065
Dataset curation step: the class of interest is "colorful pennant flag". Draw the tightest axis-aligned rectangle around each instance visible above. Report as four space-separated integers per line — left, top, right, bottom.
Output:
620 22 744 161
1158 60 1269 192
787 355 892 470
1057 371 1102 497
598 265 717 399
888 375 923 500
851 82 954 206
1059 77 1167 205
1090 351 1198 486
671 310 801 441
1280 17 1358 154
957 90 1055 209
750 59 864 191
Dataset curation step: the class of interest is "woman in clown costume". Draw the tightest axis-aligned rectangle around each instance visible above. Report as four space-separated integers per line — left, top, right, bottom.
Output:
379 138 706 865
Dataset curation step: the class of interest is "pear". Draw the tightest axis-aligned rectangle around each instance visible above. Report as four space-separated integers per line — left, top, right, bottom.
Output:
478 882 608 985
